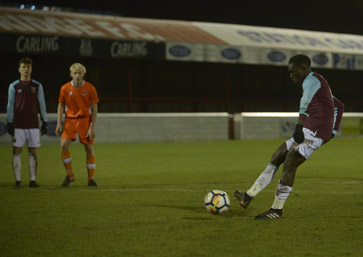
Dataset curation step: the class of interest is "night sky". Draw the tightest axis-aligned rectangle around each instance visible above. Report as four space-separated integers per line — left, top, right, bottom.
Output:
2 0 363 35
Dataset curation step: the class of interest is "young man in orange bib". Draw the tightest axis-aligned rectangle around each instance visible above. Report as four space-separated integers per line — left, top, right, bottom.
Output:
55 63 99 187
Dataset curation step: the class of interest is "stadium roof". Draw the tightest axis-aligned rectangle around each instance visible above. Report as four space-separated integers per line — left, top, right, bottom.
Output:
1 6 363 70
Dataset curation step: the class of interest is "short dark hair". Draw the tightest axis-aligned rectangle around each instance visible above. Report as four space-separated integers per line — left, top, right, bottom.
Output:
288 54 311 67
18 57 33 67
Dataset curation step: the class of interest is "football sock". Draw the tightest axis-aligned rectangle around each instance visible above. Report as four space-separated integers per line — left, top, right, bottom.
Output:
247 163 278 197
272 198 286 210
272 180 293 209
86 155 96 181
61 150 74 178
12 153 21 182
28 152 37 181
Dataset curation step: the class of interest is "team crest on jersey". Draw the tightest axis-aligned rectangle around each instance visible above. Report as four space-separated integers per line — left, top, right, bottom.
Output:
31 87 37 93
69 91 73 95
81 90 87 96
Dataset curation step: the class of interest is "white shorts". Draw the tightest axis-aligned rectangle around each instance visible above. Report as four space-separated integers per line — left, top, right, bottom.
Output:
285 128 323 159
12 128 41 148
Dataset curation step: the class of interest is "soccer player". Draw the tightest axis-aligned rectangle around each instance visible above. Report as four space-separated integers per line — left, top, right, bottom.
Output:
234 54 344 219
55 63 99 187
7 57 48 188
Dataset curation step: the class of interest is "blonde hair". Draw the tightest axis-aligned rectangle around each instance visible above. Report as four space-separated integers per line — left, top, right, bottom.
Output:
70 63 86 74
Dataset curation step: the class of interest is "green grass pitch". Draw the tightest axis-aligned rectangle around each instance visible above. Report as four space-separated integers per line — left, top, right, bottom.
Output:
0 138 362 257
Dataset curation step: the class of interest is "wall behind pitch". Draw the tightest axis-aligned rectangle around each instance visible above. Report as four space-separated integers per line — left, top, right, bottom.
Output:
0 113 229 144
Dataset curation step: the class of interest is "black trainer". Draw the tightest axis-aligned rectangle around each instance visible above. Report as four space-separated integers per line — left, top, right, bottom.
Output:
88 180 98 187
14 181 21 189
29 181 41 188
62 176 75 187
234 191 253 209
255 208 283 219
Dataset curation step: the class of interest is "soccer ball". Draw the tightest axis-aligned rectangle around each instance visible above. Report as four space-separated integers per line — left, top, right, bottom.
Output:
204 190 230 214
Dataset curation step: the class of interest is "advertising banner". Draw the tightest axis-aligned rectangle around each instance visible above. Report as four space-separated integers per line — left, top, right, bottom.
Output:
2 7 363 69
166 42 204 62
0 32 165 59
0 7 223 43
194 22 363 55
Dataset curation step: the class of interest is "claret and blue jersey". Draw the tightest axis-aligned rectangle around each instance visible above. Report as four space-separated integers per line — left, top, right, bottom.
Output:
299 72 344 141
7 79 47 129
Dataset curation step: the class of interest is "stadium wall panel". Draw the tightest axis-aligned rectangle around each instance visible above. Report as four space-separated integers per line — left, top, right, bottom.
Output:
1 113 361 144
0 113 229 144
233 112 363 140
